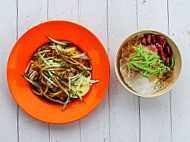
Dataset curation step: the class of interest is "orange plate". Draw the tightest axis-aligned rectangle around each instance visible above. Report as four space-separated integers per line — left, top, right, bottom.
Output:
7 21 110 124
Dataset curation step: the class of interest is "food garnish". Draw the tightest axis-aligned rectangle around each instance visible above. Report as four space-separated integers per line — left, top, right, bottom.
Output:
124 44 171 80
22 36 99 111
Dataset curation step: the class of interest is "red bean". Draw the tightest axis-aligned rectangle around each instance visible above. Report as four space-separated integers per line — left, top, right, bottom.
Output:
165 45 172 55
161 40 166 47
156 35 166 47
166 56 171 66
156 35 165 41
152 35 156 43
155 42 163 53
147 34 152 45
160 52 167 62
141 37 147 45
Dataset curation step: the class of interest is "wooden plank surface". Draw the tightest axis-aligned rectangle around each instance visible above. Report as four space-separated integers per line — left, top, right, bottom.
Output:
48 1 81 142
169 0 190 142
0 0 18 141
48 0 79 23
0 54 17 142
137 0 171 142
108 0 140 141
78 0 109 142
17 1 49 142
0 0 190 142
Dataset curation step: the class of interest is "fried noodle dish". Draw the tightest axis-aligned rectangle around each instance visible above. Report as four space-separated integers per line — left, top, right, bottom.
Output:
22 37 99 111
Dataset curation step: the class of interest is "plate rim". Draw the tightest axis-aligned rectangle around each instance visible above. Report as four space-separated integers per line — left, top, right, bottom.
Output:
7 20 110 124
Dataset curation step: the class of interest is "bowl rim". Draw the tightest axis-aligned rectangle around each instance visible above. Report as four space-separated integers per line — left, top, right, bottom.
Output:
7 20 110 123
115 29 182 98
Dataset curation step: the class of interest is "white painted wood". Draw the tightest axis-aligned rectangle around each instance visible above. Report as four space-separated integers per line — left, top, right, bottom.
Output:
50 122 81 142
0 0 17 54
18 0 48 36
169 0 190 142
48 0 79 23
137 0 171 142
17 1 49 142
0 1 17 142
108 0 140 142
78 0 109 141
1 0 190 142
48 1 81 142
137 0 168 32
0 54 17 142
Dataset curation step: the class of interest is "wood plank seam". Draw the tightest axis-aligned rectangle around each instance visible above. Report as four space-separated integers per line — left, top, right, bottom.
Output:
138 98 141 142
79 119 82 142
136 0 141 142
106 0 111 141
169 92 173 142
47 0 49 21
167 0 173 141
77 0 80 23
16 0 19 142
48 124 50 142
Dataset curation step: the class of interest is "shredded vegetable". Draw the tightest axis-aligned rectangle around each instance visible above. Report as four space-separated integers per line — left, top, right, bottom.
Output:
124 44 171 80
22 36 99 111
